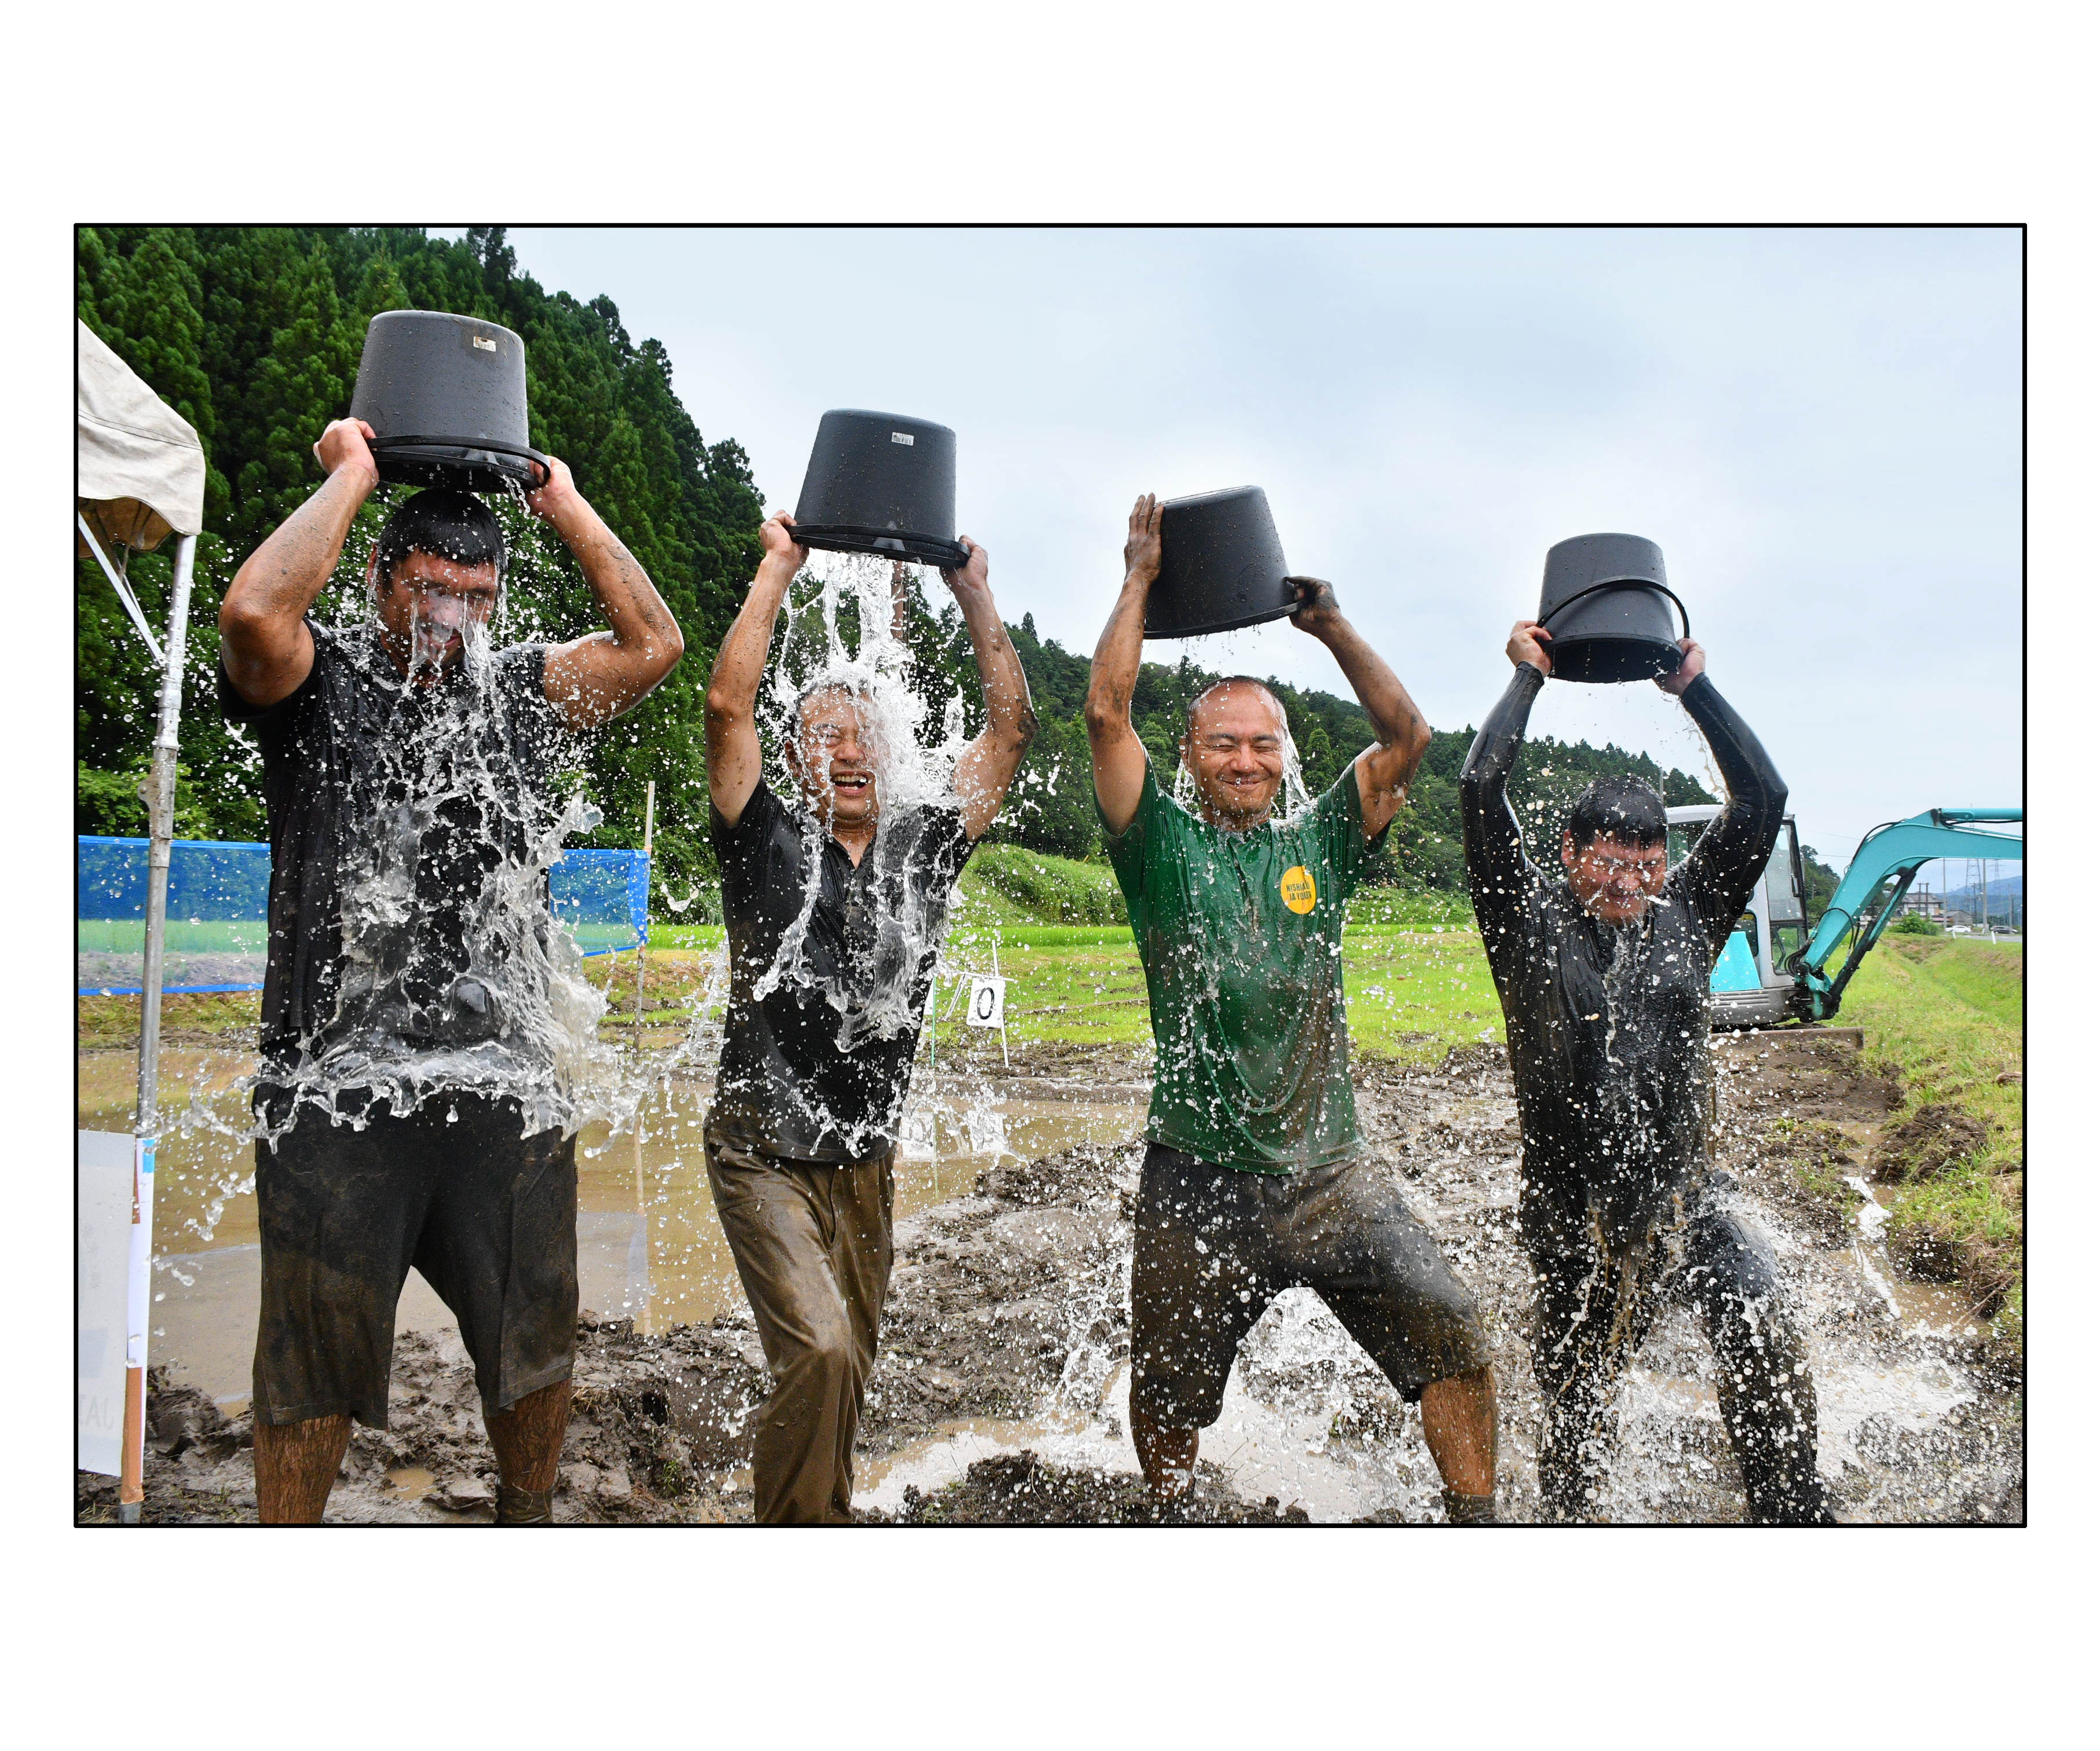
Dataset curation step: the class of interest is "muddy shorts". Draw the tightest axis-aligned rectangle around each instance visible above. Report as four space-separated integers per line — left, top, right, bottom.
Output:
1128 1144 1489 1429
251 1091 578 1429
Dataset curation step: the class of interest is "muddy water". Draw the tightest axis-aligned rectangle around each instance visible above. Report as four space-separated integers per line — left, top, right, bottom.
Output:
78 1045 1146 1406
854 1040 2020 1524
82 1028 2018 1522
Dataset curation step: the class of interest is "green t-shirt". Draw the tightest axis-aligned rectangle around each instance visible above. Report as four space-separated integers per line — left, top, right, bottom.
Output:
1102 760 1385 1173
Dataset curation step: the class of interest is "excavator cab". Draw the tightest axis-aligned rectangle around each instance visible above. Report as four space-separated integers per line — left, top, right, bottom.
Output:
1666 805 1808 1030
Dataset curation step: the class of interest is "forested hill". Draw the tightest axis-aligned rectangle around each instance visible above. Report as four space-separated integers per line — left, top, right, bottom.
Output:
76 225 764 888
78 224 1724 900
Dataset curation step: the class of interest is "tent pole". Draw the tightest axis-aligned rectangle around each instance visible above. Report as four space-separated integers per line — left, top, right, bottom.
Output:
122 531 192 1522
136 533 195 1135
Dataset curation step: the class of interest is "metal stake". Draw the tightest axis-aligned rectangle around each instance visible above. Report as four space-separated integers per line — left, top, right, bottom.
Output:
634 779 655 1024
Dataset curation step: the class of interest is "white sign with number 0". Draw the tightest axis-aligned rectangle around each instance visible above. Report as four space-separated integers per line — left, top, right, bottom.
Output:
966 976 1007 1028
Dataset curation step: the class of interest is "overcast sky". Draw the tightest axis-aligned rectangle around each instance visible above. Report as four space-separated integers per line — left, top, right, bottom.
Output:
497 226 2021 870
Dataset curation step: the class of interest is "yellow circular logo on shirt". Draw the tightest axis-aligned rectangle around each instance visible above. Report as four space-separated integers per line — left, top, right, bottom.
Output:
1281 866 1317 914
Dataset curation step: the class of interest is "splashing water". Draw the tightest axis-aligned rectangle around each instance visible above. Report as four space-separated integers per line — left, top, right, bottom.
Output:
174 482 669 1153
745 550 981 1064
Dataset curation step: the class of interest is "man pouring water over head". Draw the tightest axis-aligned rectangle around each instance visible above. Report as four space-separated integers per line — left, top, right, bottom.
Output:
1086 494 1503 1522
702 514 1036 1524
218 415 683 1523
1460 617 1830 1523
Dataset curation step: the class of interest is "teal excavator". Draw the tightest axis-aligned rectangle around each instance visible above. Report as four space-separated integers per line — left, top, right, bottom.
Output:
1664 805 2025 1031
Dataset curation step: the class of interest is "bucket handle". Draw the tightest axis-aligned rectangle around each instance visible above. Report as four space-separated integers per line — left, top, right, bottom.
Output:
368 434 553 492
1538 577 1692 642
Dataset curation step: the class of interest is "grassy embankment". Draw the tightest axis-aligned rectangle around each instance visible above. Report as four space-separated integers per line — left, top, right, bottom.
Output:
1836 936 2025 1342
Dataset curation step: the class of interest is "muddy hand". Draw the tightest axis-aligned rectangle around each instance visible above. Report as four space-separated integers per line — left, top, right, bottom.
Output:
1287 576 1341 631
313 417 379 481
1508 619 1553 676
1655 636 1704 696
524 453 579 520
941 536 990 599
1124 494 1163 587
758 511 807 571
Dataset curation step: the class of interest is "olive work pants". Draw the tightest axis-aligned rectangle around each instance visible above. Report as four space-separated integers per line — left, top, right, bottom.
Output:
704 1122 895 1525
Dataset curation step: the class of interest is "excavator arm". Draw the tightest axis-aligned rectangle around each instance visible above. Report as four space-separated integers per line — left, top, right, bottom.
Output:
1790 808 2023 1020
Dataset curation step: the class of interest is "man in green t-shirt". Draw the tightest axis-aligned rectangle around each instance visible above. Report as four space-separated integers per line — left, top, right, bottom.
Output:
1084 494 1501 1523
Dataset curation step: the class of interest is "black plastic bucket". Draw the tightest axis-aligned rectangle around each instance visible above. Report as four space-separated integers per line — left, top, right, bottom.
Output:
1143 486 1297 640
791 409 968 569
1536 533 1691 683
349 310 550 494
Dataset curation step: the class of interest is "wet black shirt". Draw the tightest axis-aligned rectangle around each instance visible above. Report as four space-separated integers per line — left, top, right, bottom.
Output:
218 620 568 1082
1459 666 1786 1246
710 779 975 1162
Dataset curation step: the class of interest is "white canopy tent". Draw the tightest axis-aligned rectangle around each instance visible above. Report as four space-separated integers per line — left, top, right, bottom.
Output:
76 320 206 1522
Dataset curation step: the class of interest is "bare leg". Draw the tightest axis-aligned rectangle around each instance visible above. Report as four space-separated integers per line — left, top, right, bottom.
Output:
1131 1407 1199 1497
485 1378 572 1523
253 1413 353 1524
1421 1367 1498 1514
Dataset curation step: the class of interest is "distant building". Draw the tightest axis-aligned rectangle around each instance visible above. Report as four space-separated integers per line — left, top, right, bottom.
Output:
1897 888 1949 922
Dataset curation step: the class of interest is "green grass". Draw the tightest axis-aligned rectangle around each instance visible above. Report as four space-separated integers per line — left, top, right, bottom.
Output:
963 843 1128 926
1340 927 1505 1063
1840 938 2024 1339
78 919 266 954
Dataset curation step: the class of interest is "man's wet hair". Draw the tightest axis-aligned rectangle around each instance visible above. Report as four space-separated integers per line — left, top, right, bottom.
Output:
372 489 506 593
1184 676 1287 743
793 676 876 727
1564 775 1669 851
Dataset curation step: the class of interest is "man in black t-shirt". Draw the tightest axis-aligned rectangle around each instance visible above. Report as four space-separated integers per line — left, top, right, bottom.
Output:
703 514 1036 1523
218 415 683 1523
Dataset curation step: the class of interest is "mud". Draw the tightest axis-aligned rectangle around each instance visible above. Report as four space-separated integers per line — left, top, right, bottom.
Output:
884 1450 1311 1524
1872 1102 1992 1182
78 1030 2021 1525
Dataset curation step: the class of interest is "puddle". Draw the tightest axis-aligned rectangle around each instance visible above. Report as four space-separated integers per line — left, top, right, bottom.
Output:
83 1049 1149 1405
385 1466 436 1501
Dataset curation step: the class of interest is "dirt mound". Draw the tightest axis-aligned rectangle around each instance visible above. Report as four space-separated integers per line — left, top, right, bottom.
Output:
881 1449 1309 1524
1872 1104 1989 1182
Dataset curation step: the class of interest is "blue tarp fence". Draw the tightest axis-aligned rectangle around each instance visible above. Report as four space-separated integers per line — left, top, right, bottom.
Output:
78 836 649 996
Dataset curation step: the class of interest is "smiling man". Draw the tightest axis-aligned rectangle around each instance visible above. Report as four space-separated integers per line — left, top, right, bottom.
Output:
701 514 1034 1524
1085 494 1501 1522
1461 618 1829 1523
218 415 683 1525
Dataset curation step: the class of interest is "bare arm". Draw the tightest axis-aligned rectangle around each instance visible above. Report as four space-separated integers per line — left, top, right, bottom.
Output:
945 539 1038 840
218 419 379 708
703 515 802 827
1083 494 1162 836
1286 578 1432 839
535 457 683 730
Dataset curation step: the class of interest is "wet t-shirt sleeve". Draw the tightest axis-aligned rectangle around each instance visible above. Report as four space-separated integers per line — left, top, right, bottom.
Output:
710 778 785 907
217 616 334 735
1100 760 1161 939
926 799 976 887
1310 757 1385 906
